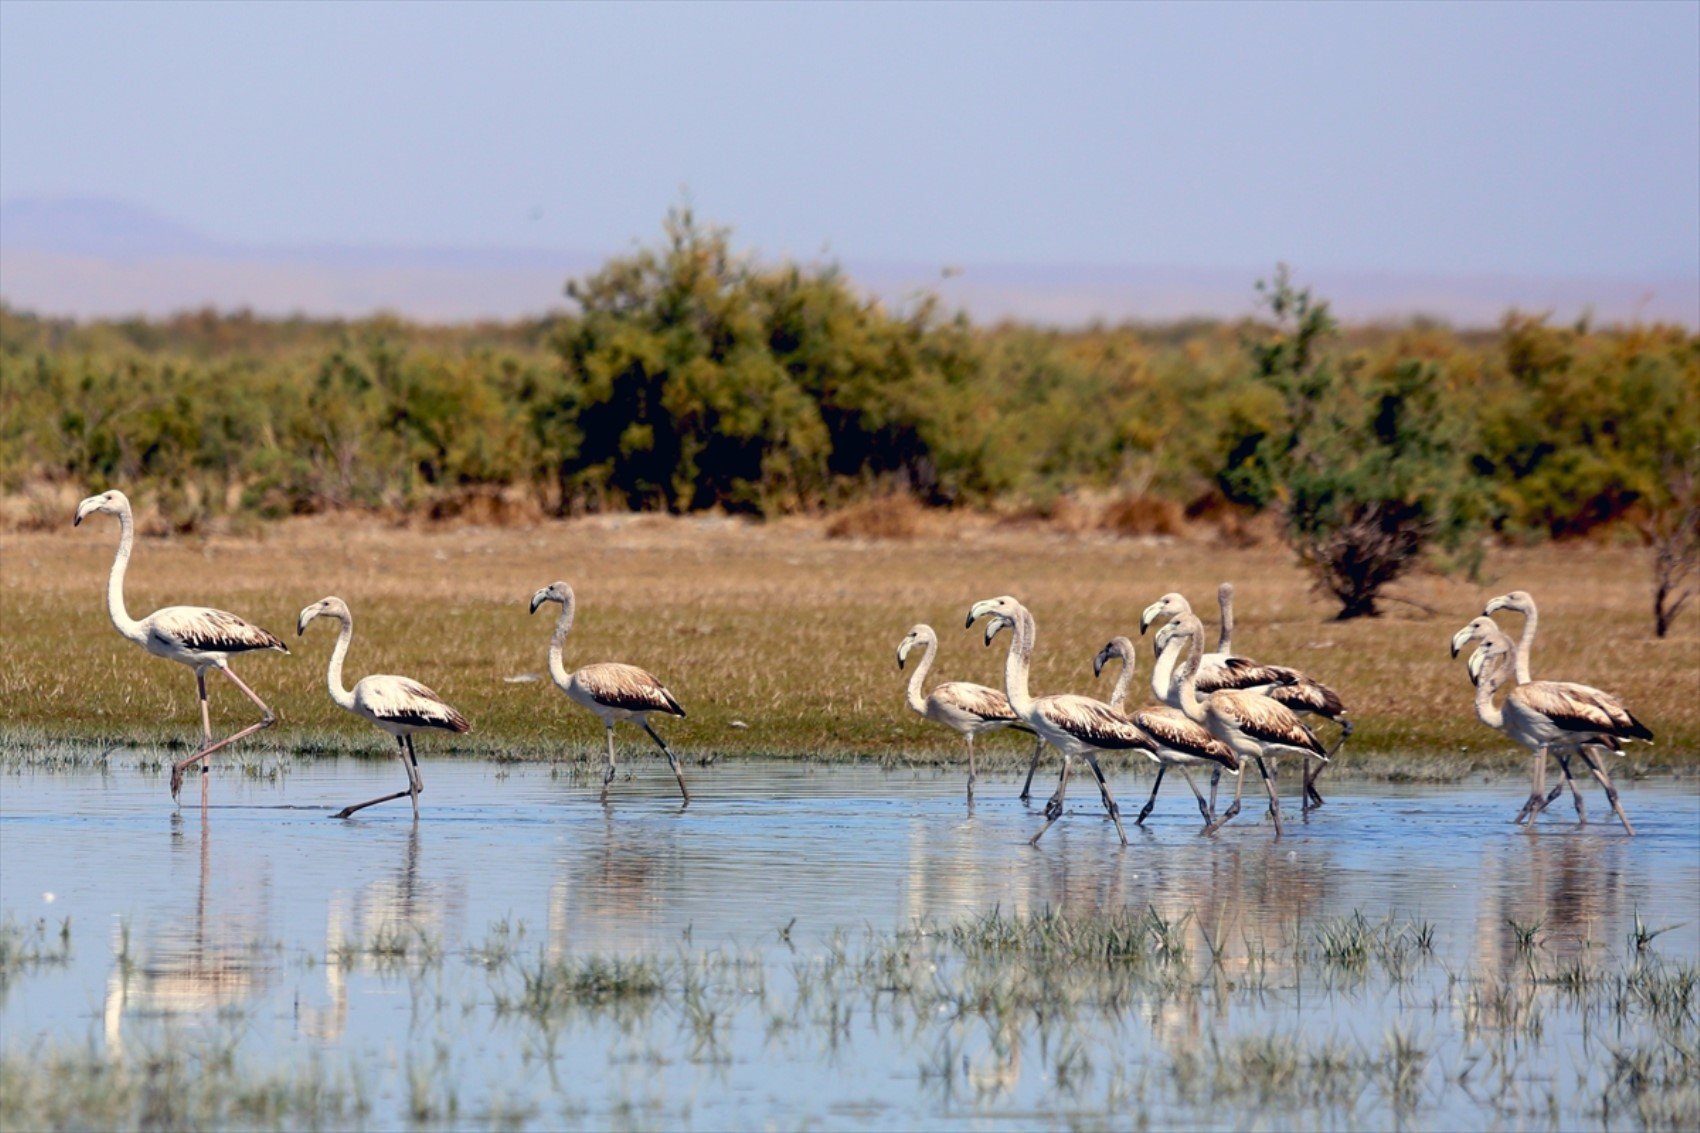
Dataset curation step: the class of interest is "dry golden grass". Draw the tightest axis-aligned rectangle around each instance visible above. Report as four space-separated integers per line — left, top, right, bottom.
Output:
3 513 1695 774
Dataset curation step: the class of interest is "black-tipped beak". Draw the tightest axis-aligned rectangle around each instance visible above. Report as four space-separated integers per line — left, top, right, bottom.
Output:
1093 653 1107 678
964 613 976 629
897 655 906 671
72 513 82 527
529 592 547 615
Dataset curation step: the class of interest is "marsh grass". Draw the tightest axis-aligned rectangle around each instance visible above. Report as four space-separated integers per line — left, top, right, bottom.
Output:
4 516 1696 771
3 903 1697 1130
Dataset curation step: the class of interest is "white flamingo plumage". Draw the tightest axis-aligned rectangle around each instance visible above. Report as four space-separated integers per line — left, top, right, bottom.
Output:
297 596 470 820
898 623 1041 803
75 489 287 807
530 581 690 804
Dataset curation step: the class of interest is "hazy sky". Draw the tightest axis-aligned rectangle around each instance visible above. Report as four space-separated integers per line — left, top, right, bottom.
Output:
2 0 1696 279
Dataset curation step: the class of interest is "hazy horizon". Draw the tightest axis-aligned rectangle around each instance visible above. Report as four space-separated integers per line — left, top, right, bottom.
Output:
1 2 1696 326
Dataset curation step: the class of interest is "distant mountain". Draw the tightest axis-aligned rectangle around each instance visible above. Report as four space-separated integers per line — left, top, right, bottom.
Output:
0 197 225 258
2 196 1695 327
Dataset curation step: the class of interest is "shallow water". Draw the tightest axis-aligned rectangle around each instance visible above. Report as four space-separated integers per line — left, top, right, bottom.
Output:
3 754 1698 1129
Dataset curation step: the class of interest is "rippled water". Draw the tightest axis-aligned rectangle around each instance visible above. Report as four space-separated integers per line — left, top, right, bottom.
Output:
3 755 1697 1129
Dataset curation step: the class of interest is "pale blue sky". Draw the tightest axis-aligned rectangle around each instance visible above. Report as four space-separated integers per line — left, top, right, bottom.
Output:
2 0 1696 279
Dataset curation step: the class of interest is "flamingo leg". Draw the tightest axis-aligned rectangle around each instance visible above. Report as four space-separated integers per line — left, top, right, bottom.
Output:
1135 765 1167 826
1523 748 1550 834
1079 752 1128 844
1177 766 1212 827
171 665 277 803
1018 736 1044 804
405 734 422 819
1512 749 1548 824
1201 764 1248 836
1256 755 1283 838
965 732 976 803
334 738 415 819
1208 767 1222 817
600 724 618 801
1577 746 1634 836
1030 756 1072 845
640 721 690 805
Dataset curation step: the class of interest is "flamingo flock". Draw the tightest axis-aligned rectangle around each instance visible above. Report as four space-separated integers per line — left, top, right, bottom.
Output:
73 488 1656 836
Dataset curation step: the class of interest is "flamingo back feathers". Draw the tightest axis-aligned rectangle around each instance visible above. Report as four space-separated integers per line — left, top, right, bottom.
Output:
356 675 471 734
574 662 686 717
1513 681 1653 742
1036 696 1157 753
929 682 1021 725
150 606 288 655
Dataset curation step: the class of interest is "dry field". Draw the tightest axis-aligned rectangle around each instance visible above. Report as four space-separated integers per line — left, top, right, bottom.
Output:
2 513 1695 775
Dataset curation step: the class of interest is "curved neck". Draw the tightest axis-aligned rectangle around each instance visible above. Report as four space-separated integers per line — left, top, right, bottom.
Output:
324 613 356 711
1474 662 1507 730
546 598 576 690
904 636 935 716
999 609 1036 718
1151 634 1181 709
1217 589 1234 654
104 507 147 645
1106 650 1135 713
1165 635 1207 724
1513 607 1536 685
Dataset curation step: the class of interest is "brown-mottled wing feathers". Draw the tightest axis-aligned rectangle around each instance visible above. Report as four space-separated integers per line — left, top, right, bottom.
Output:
577 663 687 717
1518 681 1654 742
151 606 288 655
932 682 1020 724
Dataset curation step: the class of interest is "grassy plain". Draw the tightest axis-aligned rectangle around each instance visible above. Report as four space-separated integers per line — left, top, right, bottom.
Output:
2 514 1695 774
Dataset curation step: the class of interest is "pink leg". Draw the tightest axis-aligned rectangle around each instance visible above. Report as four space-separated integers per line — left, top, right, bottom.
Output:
335 737 417 820
170 665 277 803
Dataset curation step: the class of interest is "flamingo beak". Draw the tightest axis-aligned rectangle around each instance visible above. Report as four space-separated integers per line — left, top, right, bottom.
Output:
1092 648 1110 678
1467 647 1487 685
1449 623 1476 659
529 589 549 615
1139 602 1163 634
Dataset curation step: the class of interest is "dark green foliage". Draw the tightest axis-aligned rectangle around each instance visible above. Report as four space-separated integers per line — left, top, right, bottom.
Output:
1223 269 1484 618
2 218 1695 568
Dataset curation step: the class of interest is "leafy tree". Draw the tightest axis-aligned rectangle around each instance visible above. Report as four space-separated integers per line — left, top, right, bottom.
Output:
1220 268 1483 618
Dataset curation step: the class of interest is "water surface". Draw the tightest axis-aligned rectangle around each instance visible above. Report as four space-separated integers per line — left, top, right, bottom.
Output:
3 755 1697 1129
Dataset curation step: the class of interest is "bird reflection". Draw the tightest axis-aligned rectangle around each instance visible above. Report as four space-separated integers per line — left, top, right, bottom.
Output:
105 818 273 1053
298 826 462 1042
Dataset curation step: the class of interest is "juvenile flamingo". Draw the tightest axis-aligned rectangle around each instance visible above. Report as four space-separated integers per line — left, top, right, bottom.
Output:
1481 589 1587 822
530 581 690 804
967 596 1145 845
897 623 1042 802
1451 617 1647 835
1150 611 1325 838
1092 636 1237 829
297 597 470 820
74 489 287 807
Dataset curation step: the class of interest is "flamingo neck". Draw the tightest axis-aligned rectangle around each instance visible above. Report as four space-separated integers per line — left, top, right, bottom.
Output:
1106 649 1135 713
546 598 576 691
1513 605 1537 685
1473 662 1507 730
999 608 1036 719
903 635 935 716
1151 633 1182 709
1217 590 1234 654
105 506 147 645
324 613 356 712
1168 637 1208 725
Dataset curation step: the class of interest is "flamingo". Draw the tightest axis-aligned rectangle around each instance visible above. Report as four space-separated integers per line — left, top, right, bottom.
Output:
967 596 1146 845
897 623 1042 802
1149 611 1326 838
1140 590 1343 812
1450 617 1647 835
1091 636 1238 828
74 489 287 807
1481 589 1587 821
297 597 470 820
530 581 690 804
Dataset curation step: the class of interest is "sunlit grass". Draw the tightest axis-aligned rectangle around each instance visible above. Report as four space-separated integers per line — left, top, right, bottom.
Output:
3 515 1695 771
